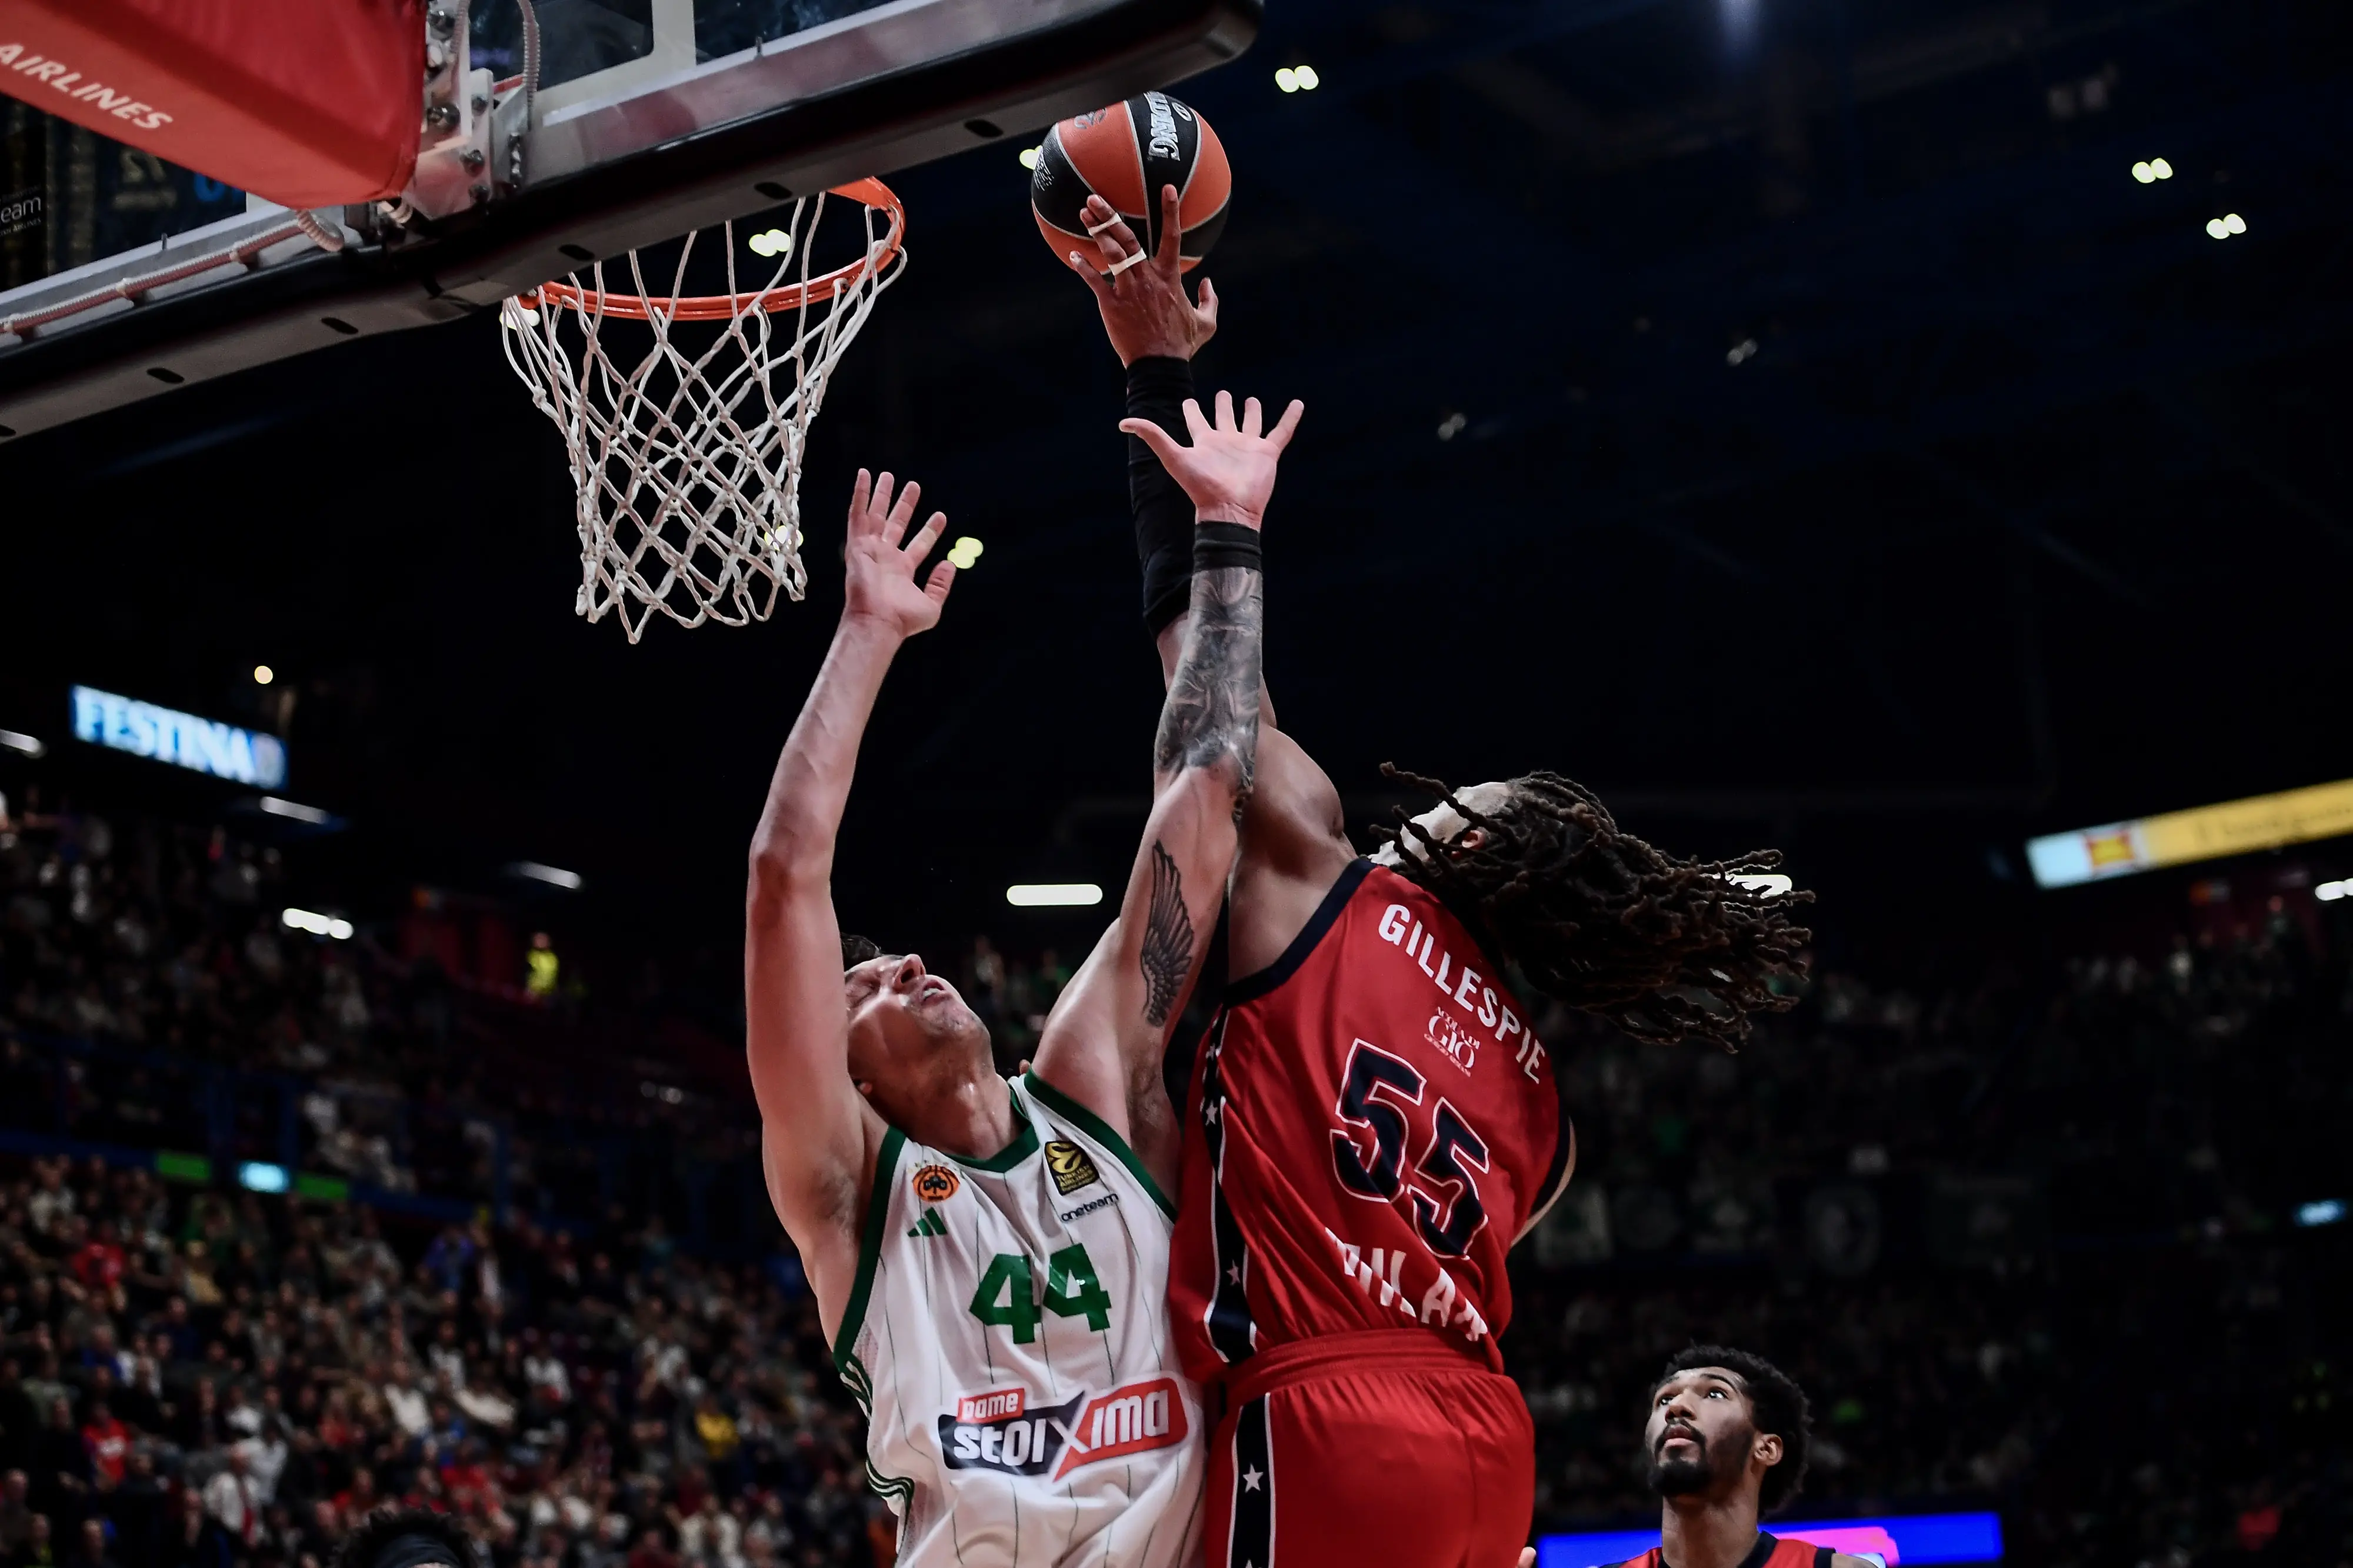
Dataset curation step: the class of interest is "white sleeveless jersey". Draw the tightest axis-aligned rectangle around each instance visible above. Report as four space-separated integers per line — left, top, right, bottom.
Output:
833 1072 1206 1568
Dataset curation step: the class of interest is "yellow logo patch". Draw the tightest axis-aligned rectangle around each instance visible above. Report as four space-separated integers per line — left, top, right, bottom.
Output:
1044 1140 1101 1196
911 1164 961 1203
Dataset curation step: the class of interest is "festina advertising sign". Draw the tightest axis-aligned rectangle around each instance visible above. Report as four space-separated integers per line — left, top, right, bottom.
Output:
70 686 286 788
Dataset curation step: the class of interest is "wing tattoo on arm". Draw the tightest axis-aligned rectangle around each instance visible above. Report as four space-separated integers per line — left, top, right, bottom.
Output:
1139 840 1195 1027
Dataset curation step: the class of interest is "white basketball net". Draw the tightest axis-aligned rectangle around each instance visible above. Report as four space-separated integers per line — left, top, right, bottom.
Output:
498 190 905 641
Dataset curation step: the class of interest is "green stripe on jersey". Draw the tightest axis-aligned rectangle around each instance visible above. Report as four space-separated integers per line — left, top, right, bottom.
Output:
832 1127 906 1383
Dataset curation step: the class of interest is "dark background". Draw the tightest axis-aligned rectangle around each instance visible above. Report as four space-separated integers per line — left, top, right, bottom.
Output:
4 0 2352 999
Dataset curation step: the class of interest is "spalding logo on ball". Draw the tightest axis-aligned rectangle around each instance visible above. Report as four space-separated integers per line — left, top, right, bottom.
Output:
1031 91 1230 272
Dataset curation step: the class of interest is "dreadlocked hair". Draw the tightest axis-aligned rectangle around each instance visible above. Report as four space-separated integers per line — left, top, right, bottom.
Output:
1379 765 1811 1050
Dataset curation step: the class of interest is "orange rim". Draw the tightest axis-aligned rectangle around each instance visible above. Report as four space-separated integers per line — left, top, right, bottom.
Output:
522 178 904 322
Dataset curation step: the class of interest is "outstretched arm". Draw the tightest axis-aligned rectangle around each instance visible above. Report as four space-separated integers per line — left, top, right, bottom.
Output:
1030 394 1301 1187
1075 199 1358 978
744 472 952 1336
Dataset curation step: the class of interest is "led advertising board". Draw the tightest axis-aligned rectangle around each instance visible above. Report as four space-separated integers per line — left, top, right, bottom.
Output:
1537 1511 2003 1567
2026 777 2353 888
69 685 286 789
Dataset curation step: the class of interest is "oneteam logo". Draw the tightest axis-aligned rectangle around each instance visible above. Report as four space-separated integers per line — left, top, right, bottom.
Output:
71 686 286 789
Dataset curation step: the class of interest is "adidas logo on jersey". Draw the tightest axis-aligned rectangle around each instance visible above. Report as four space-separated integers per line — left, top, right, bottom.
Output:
937 1376 1188 1479
906 1207 948 1239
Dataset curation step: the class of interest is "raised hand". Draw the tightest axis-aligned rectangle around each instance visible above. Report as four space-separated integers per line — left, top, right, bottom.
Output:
1118 389 1304 529
1065 185 1220 365
840 469 954 638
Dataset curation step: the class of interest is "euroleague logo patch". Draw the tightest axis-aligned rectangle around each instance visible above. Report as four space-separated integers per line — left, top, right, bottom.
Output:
911 1164 961 1203
938 1377 1188 1479
1044 1140 1101 1196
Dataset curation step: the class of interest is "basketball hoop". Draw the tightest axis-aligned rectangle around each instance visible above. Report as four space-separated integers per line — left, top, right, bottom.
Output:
499 179 908 641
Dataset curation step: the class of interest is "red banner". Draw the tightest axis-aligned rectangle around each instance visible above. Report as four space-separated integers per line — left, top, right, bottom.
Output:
0 0 421 207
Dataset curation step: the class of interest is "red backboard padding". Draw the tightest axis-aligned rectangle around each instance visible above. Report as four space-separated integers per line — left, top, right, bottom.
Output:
0 0 422 207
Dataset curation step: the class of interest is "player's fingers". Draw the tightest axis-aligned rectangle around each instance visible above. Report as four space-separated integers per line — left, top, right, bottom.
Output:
885 479 922 541
1214 388 1235 432
1064 248 1113 300
848 468 872 527
1156 184 1184 268
1267 399 1306 452
1178 398 1212 443
923 559 955 605
1094 221 1134 273
1241 396 1264 438
904 509 948 562
1194 276 1219 331
1118 417 1185 470
1519 1552 1537 1568
868 471 895 526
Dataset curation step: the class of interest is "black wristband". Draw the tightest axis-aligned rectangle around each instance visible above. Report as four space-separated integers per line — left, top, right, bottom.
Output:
1192 521 1262 573
1128 356 1198 636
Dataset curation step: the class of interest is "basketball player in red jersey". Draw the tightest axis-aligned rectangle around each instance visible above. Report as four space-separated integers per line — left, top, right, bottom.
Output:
1069 189 1814 1568
1610 1346 1875 1568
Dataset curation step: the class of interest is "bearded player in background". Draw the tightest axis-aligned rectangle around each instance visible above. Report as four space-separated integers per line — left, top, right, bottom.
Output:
1067 187 1813 1568
1609 1347 1879 1568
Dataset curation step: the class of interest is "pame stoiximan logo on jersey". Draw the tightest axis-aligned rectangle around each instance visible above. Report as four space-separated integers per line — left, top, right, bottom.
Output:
1044 1140 1100 1196
939 1377 1188 1480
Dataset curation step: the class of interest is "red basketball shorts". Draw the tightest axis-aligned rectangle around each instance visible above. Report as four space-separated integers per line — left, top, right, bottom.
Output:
1202 1329 1535 1568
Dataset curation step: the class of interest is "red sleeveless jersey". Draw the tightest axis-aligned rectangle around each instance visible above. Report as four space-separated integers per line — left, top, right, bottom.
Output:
1616 1535 1829 1568
1170 859 1575 1384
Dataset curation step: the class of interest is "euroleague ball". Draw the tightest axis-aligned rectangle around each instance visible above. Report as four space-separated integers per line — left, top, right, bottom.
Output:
1031 91 1231 273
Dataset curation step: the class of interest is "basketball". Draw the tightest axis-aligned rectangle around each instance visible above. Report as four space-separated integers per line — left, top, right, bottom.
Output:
1031 91 1231 272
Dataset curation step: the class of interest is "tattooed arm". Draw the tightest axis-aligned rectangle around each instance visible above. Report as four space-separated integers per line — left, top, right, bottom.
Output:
1030 393 1300 1191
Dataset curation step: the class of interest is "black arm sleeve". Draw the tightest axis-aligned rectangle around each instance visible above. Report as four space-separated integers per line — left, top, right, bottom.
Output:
1126 355 1197 636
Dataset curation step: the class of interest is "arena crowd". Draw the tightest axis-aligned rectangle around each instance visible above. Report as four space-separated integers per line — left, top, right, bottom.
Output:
1 790 2345 1567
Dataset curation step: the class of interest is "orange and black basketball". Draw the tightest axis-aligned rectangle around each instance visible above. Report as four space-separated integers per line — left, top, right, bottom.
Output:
1031 91 1230 272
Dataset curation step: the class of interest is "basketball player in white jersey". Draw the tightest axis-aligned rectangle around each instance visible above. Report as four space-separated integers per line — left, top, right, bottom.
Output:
744 395 1299 1566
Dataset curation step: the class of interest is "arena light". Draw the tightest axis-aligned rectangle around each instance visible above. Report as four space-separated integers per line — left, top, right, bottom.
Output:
2131 158 2174 183
1539 1511 2001 1568
948 536 985 569
2317 879 2350 902
281 907 355 940
1018 146 1041 171
1727 872 1795 897
1274 65 1319 92
1006 883 1104 908
2205 212 2247 240
746 228 794 259
236 1162 290 1195
0 729 44 759
2026 777 2353 888
2297 1199 2345 1227
507 860 585 891
258 796 332 825
253 664 275 685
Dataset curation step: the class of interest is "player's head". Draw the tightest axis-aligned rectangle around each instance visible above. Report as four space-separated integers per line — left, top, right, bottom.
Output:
1644 1346 1811 1517
1371 766 1811 1049
839 934 993 1119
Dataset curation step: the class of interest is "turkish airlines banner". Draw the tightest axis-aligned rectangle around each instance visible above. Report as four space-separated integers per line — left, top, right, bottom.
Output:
0 0 421 207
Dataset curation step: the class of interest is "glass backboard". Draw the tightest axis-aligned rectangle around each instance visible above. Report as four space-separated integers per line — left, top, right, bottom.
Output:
0 0 1259 441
